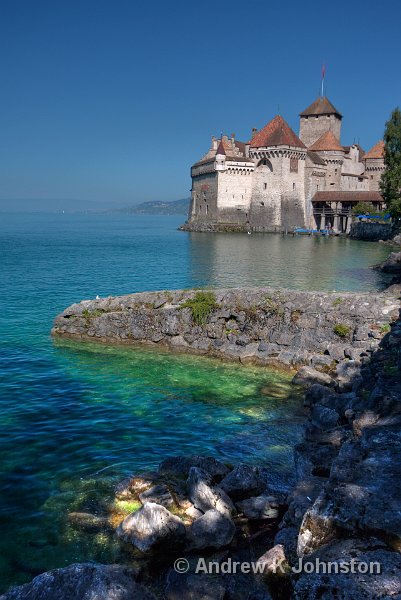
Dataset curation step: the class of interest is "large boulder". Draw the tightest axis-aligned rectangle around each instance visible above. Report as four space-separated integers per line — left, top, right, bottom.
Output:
236 495 280 520
116 502 186 553
0 563 155 600
292 366 334 387
187 467 235 516
219 464 270 501
293 538 401 599
380 251 401 274
159 456 230 481
138 484 175 508
186 509 235 550
165 570 226 600
297 491 337 556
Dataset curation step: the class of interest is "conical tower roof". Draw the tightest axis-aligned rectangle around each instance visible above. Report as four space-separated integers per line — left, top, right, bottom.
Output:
216 140 226 155
364 140 385 159
309 130 344 151
250 115 306 148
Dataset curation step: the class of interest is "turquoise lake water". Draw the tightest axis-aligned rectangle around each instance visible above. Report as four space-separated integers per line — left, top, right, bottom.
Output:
0 213 391 589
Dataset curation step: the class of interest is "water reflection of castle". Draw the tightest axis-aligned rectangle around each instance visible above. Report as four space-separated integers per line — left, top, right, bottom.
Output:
186 96 385 234
187 233 385 291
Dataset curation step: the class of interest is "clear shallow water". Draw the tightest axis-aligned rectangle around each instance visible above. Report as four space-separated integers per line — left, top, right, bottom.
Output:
0 213 391 590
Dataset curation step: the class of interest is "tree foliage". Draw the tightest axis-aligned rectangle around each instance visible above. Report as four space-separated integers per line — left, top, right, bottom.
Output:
380 107 401 220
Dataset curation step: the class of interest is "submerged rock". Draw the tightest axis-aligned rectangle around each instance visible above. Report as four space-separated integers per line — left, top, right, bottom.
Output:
0 563 154 600
159 456 230 481
116 502 186 553
67 511 110 533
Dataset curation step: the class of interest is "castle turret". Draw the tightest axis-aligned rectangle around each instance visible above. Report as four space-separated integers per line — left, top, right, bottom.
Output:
215 139 226 171
309 130 344 188
299 96 342 147
363 140 385 191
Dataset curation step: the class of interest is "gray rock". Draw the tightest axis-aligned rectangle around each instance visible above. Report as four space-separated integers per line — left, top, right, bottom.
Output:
380 251 401 274
297 491 337 556
187 467 235 516
292 366 334 387
325 342 345 362
186 509 235 550
0 563 154 600
116 502 186 553
293 538 401 599
165 571 226 600
236 494 280 520
310 404 339 429
256 544 290 578
219 464 270 501
115 473 159 500
335 360 362 391
138 484 175 507
159 456 230 481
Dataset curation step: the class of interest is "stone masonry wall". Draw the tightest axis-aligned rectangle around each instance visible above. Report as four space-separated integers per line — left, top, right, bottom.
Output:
52 287 400 371
299 114 342 147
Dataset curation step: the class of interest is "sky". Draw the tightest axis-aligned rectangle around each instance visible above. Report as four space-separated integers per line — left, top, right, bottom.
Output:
0 0 400 206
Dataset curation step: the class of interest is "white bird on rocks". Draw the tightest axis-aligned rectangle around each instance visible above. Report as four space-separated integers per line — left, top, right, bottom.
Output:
96 295 100 300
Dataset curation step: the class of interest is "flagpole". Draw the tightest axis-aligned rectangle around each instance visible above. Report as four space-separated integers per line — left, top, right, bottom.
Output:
321 63 326 97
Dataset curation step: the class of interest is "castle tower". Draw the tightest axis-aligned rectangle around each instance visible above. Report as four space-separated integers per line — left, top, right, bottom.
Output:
249 115 307 230
299 97 342 147
309 130 344 189
363 140 385 192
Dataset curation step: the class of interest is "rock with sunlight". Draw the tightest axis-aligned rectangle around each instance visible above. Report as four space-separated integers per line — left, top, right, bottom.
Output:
116 502 186 553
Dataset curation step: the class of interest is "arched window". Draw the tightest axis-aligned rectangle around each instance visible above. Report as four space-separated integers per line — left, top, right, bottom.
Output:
257 158 273 172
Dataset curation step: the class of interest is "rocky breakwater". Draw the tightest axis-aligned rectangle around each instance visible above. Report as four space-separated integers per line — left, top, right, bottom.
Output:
52 286 400 372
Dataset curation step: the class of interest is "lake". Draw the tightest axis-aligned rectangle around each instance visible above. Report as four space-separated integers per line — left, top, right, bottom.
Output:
0 213 391 590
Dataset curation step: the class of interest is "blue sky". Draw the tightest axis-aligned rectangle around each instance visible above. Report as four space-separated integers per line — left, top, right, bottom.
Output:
0 0 400 205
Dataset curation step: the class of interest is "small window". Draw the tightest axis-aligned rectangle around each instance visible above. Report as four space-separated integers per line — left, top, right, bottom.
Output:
206 205 208 214
317 185 319 190
260 201 265 206
293 183 296 190
264 183 267 189
371 175 373 180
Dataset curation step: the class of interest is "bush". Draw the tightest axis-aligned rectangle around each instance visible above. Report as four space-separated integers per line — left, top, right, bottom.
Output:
333 323 351 338
181 291 217 325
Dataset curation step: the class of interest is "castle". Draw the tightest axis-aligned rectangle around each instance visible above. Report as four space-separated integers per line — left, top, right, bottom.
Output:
184 96 386 233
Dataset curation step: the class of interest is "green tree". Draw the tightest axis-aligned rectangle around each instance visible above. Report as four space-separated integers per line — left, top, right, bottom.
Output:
380 107 401 220
352 201 374 215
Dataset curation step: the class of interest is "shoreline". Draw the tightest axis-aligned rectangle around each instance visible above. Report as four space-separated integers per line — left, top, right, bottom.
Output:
51 286 400 372
3 282 401 598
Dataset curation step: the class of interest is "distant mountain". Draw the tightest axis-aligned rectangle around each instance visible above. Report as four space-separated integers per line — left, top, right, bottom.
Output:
115 198 190 215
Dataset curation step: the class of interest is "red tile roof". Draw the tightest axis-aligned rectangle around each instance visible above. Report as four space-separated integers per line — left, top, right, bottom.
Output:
312 191 383 203
309 130 344 152
300 96 342 118
364 140 385 159
250 115 306 149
